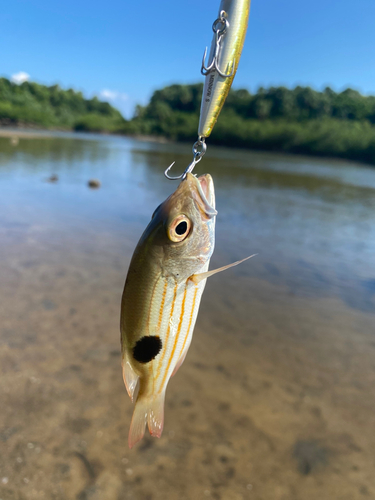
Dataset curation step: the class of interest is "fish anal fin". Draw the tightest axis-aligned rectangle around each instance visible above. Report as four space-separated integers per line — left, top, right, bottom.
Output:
122 353 139 402
189 254 257 285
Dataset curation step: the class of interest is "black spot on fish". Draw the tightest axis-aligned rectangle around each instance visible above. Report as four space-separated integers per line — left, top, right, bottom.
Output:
133 336 162 364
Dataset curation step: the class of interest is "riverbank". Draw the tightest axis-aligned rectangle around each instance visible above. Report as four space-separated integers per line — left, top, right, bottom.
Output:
0 128 63 138
2 125 375 171
120 83 375 166
0 127 171 143
3 80 375 166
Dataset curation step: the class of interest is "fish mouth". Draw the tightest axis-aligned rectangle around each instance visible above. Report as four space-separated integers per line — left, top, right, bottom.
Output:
197 174 215 209
186 173 217 219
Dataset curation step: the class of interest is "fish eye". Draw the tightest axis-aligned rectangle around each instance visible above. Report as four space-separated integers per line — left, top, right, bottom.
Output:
175 221 187 235
167 215 191 242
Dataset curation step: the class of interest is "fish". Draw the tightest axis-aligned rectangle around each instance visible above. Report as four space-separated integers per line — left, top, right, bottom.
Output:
199 0 251 139
120 173 254 448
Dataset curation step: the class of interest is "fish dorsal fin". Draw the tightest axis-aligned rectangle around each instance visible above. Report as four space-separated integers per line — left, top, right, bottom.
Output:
189 254 257 285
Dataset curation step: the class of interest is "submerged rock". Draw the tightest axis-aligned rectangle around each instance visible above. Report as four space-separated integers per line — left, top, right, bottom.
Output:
88 179 101 189
47 175 58 182
293 440 328 475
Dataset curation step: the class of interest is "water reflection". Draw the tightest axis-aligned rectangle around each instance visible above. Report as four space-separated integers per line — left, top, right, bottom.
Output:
0 135 109 170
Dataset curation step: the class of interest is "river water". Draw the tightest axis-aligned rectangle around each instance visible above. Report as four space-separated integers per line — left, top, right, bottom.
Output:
0 132 374 500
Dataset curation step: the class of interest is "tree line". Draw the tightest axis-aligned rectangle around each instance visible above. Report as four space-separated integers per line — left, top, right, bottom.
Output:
122 84 375 164
0 77 125 132
1 77 375 165
130 84 375 125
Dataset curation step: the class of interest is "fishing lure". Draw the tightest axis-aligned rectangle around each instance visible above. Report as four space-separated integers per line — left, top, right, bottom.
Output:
199 0 251 139
165 0 251 181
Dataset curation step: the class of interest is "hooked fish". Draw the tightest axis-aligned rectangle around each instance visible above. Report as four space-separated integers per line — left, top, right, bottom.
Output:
121 173 253 448
199 0 251 138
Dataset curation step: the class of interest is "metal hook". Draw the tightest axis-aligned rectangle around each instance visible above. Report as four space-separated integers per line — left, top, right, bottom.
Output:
201 10 235 78
164 139 207 180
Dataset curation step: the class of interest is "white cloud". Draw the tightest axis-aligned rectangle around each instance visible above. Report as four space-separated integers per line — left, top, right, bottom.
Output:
99 89 128 101
100 89 118 100
97 89 133 118
11 71 30 84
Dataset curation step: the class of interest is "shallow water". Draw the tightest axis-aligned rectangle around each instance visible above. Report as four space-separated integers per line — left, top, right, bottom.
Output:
1 132 375 500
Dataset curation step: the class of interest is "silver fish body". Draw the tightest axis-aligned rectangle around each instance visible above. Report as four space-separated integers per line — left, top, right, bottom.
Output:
121 173 216 448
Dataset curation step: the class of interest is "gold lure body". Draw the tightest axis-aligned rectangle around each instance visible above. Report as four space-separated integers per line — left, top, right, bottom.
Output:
199 0 251 138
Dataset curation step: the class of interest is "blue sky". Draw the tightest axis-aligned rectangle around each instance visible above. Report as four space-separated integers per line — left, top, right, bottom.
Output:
1 0 375 117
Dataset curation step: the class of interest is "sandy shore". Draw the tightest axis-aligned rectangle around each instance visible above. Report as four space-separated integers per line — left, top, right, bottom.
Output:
0 127 171 144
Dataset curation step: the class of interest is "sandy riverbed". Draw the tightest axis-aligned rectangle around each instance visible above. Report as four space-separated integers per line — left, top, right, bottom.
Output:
1 133 374 500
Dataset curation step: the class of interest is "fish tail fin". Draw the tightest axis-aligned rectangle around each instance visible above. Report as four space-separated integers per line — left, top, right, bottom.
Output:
128 396 148 449
128 391 166 448
147 391 166 438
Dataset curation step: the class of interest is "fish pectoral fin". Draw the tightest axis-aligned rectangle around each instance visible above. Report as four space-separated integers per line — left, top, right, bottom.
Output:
128 392 166 449
122 352 139 402
189 254 257 285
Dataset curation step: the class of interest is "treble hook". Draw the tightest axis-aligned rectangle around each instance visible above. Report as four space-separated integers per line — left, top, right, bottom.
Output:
164 138 207 180
201 10 235 78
